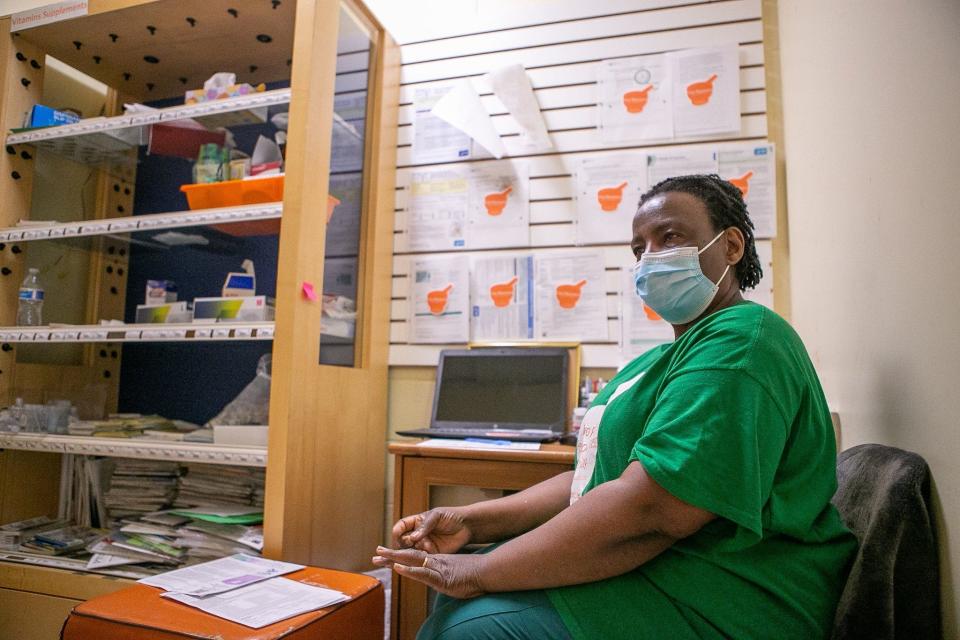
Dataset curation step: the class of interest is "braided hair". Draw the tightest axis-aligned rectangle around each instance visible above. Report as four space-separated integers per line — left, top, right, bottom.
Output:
638 174 762 290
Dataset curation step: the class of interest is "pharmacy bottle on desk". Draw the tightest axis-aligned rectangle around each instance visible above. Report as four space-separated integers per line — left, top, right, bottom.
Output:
16 267 44 326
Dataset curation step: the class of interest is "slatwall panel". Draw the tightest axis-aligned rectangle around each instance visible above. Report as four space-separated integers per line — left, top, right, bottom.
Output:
386 0 770 367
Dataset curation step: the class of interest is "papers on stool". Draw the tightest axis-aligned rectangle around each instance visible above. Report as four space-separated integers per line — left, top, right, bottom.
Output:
139 553 349 628
139 553 300 596
164 576 349 628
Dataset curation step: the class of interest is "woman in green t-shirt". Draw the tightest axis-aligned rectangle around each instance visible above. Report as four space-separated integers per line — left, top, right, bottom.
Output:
374 174 856 640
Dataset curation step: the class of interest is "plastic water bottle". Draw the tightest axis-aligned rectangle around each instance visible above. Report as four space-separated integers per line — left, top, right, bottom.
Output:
16 268 44 326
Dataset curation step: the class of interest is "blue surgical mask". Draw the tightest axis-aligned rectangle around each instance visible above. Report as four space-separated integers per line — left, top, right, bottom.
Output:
632 231 731 325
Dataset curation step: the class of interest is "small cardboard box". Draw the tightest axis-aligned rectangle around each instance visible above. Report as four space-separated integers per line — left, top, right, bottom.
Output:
213 425 269 446
192 296 274 323
135 302 192 324
28 104 80 128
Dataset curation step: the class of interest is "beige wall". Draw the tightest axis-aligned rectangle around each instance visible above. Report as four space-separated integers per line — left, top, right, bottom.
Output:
777 0 960 634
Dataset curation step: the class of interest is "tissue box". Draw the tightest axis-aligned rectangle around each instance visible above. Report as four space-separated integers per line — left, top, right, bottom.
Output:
27 104 80 129
192 296 275 323
135 302 192 324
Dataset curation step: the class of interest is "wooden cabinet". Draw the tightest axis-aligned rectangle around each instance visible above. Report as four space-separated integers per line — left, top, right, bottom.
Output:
0 0 398 628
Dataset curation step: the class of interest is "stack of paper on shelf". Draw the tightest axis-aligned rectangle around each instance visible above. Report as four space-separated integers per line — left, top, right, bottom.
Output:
59 455 111 527
173 520 263 561
0 516 69 550
104 460 181 522
19 524 104 555
176 464 262 508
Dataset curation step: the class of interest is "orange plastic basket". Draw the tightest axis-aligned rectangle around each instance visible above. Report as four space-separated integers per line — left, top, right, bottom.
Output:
180 175 285 236
180 175 285 210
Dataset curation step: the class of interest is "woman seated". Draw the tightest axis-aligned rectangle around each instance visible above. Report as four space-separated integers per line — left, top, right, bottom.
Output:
374 174 856 640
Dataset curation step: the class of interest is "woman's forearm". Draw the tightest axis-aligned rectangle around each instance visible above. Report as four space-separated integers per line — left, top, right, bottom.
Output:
475 462 714 592
457 470 574 544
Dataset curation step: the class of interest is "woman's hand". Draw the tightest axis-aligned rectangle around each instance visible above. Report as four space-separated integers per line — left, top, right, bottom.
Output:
372 546 486 600
391 508 473 554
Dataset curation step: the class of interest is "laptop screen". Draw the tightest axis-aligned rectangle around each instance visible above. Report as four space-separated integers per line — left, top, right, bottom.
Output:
431 347 570 432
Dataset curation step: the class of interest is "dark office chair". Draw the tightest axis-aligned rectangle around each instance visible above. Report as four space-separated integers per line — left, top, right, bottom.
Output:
830 444 942 640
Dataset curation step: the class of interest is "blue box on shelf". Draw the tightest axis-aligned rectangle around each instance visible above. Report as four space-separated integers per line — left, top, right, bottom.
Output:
27 104 80 129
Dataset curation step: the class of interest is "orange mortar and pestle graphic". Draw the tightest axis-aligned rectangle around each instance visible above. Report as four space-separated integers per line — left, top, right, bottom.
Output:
642 303 663 322
555 279 587 309
326 195 341 223
686 74 718 106
426 283 453 315
489 276 519 308
622 84 654 113
484 186 513 216
728 171 754 198
597 182 628 212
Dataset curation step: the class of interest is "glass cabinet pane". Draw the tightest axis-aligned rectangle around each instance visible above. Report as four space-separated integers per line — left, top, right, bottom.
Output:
319 3 374 367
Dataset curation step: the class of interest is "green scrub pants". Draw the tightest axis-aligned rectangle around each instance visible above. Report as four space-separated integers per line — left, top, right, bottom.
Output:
416 589 572 640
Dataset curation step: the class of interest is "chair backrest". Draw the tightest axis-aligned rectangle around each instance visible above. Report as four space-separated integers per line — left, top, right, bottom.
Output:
831 444 941 640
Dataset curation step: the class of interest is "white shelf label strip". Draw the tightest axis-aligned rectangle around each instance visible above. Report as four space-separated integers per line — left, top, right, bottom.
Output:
0 323 274 343
0 434 266 467
0 203 283 242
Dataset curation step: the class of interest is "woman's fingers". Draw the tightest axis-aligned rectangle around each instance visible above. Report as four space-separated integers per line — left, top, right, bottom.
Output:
409 510 440 542
376 545 425 567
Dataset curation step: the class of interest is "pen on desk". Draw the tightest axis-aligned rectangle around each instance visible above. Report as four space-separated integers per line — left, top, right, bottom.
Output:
466 438 512 446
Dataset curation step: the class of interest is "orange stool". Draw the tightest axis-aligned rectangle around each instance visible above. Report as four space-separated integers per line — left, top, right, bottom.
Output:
61 566 383 640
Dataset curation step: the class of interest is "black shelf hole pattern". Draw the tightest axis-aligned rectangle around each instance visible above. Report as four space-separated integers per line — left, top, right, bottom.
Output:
10 171 21 180
144 55 159 64
106 265 113 274
72 41 82 50
146 82 155 91
146 25 157 35
11 245 21 255
122 72 131 81
5 146 15 155
19 151 31 160
99 349 107 358
103 370 111 379
119 248 126 257
2 344 12 353
179 76 188 85
110 286 118 295
186 17 196 27
93 55 102 64
123 187 131 195
249 64 258 74
117 268 124 276
0 268 11 276
272 0 281 8
29 59 41 69
117 205 125 213
0 243 5 250
107 246 116 255
286 58 291 66
109 33 119 42
15 52 26 62
227 8 239 18
256 34 272 43
110 350 118 359
20 78 30 88
113 183 120 192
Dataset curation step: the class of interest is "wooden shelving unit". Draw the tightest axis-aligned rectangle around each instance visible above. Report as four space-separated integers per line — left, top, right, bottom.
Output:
0 1 399 636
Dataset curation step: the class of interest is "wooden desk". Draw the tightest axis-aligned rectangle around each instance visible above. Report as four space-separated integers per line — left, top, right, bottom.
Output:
389 440 575 640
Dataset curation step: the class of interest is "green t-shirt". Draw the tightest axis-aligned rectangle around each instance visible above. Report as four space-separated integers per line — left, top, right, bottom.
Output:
547 302 856 639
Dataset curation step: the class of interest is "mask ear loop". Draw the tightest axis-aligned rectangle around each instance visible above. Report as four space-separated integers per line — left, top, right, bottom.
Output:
697 229 726 255
700 230 732 286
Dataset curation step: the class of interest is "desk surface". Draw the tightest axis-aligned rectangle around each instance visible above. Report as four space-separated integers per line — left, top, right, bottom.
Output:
388 439 575 464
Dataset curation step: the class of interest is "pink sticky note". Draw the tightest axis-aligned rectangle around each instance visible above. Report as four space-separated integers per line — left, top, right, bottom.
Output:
301 281 317 301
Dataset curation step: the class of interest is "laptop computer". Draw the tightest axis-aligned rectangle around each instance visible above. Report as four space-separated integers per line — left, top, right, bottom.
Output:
396 347 571 443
